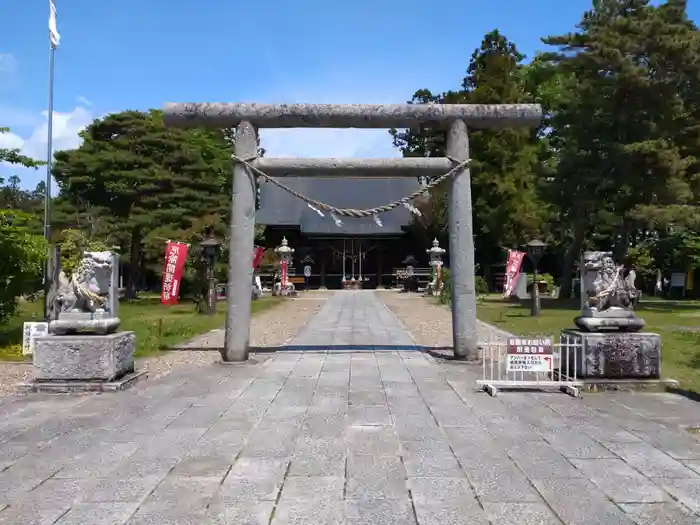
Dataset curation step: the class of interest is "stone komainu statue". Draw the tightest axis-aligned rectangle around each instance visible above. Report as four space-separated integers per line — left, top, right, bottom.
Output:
575 251 644 332
54 251 113 314
51 251 121 335
583 251 641 311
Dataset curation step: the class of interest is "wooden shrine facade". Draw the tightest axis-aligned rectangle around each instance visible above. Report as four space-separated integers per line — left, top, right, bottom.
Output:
257 176 419 289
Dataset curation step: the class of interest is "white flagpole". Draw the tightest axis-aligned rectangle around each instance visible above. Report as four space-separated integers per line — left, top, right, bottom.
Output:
45 0 59 242
44 0 59 321
44 49 55 242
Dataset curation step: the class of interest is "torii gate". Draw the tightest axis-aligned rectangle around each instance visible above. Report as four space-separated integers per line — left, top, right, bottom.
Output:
163 102 542 362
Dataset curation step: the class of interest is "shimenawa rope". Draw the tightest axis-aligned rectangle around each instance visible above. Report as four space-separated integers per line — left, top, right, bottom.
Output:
231 154 471 222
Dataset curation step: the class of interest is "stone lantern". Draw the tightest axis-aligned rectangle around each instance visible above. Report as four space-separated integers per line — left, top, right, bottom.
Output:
426 238 446 296
274 237 295 296
199 233 221 315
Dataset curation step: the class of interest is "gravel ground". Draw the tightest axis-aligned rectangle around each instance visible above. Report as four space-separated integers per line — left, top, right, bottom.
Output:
378 291 454 348
0 364 32 396
141 293 328 380
378 290 514 349
0 293 327 393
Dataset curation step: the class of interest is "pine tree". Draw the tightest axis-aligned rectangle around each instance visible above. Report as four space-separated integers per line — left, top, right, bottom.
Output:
52 110 232 297
541 0 700 296
391 30 548 268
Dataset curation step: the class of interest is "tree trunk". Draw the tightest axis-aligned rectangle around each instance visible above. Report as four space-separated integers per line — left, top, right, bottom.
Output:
559 225 585 299
125 227 142 300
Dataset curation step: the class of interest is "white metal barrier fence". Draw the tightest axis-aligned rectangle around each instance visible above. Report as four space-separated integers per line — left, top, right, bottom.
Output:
475 334 582 397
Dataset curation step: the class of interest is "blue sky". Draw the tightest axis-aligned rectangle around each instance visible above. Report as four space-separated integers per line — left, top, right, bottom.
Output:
1 0 698 189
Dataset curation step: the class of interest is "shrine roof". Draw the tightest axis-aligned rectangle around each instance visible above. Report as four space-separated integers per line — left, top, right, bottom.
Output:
257 177 421 235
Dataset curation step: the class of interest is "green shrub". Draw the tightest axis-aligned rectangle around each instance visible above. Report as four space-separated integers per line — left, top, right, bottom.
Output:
438 268 487 305
475 275 489 295
528 272 555 293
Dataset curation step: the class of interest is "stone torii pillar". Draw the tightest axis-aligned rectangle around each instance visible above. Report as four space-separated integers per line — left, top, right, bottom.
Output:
163 103 542 361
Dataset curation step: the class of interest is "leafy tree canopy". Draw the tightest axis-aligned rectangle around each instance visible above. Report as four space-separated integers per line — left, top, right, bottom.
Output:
52 110 233 296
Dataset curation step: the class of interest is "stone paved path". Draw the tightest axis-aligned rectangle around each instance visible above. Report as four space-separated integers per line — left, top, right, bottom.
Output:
290 291 416 348
0 292 698 523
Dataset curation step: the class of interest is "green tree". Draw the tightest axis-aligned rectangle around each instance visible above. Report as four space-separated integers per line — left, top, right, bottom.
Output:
0 177 47 234
540 0 700 297
0 210 46 322
391 30 548 268
52 110 232 297
0 128 46 321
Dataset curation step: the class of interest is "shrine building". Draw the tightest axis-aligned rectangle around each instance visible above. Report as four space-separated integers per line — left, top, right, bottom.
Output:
256 176 423 289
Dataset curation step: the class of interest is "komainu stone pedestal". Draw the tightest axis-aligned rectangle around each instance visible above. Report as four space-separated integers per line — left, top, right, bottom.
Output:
33 331 136 381
561 329 661 379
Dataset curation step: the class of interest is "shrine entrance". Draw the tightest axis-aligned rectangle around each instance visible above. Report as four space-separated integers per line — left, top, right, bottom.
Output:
163 102 541 361
327 238 379 289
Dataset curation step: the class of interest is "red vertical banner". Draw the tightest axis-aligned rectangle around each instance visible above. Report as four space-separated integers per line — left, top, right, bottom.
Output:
503 249 526 297
252 246 264 269
280 260 288 288
161 241 189 305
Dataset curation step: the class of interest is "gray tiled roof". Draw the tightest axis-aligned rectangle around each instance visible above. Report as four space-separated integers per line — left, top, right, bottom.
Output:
256 177 420 235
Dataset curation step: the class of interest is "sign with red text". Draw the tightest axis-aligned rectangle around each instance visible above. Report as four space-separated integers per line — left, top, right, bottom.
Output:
503 250 526 297
506 337 553 373
161 242 189 305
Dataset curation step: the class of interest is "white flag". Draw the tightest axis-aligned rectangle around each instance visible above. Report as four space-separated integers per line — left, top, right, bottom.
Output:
49 0 60 48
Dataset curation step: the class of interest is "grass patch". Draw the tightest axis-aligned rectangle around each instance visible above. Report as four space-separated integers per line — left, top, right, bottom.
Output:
477 295 700 394
0 296 282 361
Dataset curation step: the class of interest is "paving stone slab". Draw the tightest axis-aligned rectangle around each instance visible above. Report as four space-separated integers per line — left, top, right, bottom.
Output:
107 455 179 480
80 475 165 503
55 441 141 479
507 442 586 480
143 474 221 509
402 450 464 478
407 477 474 503
346 454 408 499
481 502 562 525
618 502 700 525
125 503 208 525
53 502 140 525
412 497 488 525
570 458 671 503
272 497 347 525
345 497 416 525
538 429 617 459
0 500 72 525
170 451 235 478
603 442 699 479
279 476 345 500
459 453 544 503
531 478 637 524
346 425 402 457
656 477 700 514
218 457 289 502
165 405 226 429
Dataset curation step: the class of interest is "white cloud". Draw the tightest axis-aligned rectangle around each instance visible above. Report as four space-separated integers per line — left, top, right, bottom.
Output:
18 106 94 160
76 95 93 107
0 129 23 150
0 53 17 75
0 104 95 189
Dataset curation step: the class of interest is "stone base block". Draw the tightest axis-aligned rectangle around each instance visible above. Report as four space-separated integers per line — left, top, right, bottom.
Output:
18 370 147 394
579 378 679 393
560 329 661 379
33 331 136 381
51 314 121 335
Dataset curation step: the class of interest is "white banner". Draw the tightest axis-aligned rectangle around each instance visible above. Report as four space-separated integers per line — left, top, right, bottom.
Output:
49 0 60 48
